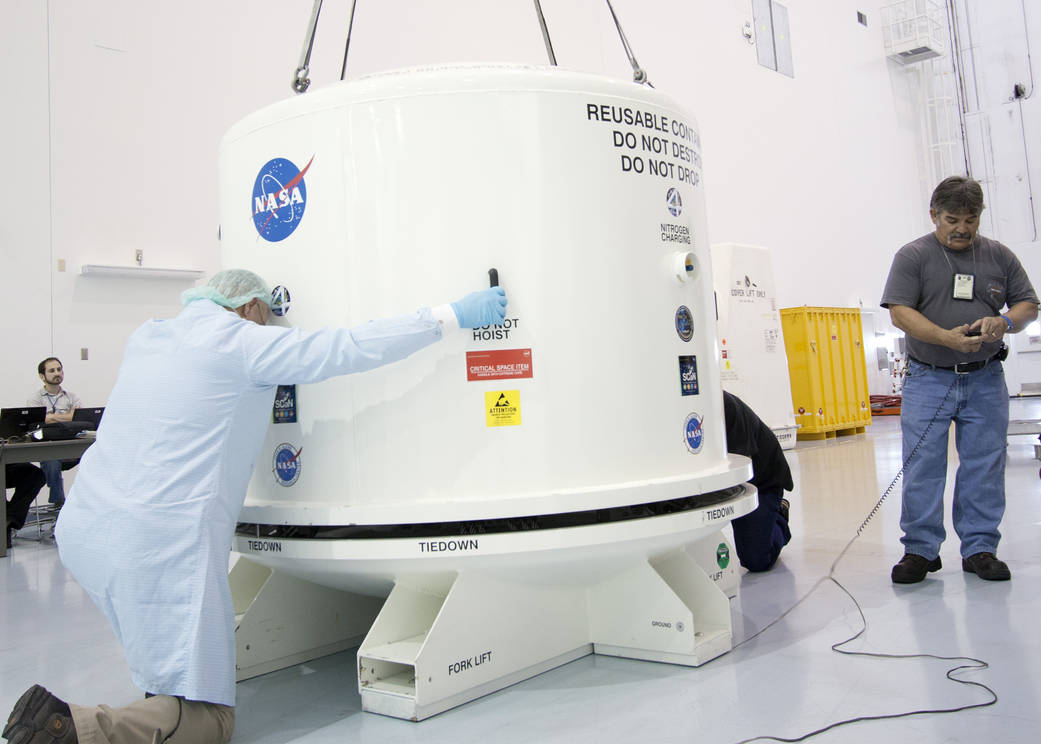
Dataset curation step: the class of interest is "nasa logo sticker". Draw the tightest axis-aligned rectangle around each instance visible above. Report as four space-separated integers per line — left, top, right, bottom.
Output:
683 412 704 454
272 442 302 486
675 306 694 342
271 285 291 317
252 156 314 242
666 187 683 217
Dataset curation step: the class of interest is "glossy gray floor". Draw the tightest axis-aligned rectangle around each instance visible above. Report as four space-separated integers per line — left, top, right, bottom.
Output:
3 403 1040 744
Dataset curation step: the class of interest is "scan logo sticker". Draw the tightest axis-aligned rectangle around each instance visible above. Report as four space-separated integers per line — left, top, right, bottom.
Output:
252 156 314 242
666 187 683 217
716 542 730 569
485 390 521 427
683 412 704 453
679 355 699 396
272 443 303 486
675 306 694 342
272 385 297 424
271 285 291 317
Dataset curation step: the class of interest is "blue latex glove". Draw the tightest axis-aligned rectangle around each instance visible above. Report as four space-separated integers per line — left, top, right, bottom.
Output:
451 287 508 328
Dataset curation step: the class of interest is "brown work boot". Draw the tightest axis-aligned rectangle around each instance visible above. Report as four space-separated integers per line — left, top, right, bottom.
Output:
962 552 1011 581
891 553 942 584
3 684 77 743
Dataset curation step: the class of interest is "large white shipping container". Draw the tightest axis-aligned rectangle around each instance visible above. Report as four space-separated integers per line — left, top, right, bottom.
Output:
219 65 754 720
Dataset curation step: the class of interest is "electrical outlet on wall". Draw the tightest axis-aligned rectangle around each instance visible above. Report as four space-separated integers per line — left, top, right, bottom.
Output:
135 249 143 266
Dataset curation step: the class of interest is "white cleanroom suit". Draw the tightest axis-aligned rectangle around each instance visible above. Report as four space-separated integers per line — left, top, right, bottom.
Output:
55 299 444 706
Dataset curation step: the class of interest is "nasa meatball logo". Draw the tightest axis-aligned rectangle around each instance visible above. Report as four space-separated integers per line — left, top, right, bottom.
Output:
666 187 683 217
683 412 704 454
271 285 291 317
272 443 303 486
252 156 314 242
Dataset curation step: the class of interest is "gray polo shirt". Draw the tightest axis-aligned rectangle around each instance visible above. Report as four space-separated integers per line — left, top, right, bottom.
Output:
881 232 1038 366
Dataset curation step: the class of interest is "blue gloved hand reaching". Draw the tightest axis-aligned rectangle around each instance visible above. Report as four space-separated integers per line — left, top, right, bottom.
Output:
451 287 508 328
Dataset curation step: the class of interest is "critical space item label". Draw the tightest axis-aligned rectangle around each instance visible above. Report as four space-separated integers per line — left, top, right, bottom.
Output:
272 442 302 486
271 285 291 317
683 412 704 453
252 156 313 242
466 349 533 381
273 385 297 423
675 306 694 342
679 355 699 396
486 390 521 427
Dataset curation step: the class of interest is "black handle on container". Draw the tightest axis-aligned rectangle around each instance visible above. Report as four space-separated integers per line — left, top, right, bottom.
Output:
488 268 499 287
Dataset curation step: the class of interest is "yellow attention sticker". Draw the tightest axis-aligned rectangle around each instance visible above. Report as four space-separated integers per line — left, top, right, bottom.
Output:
485 390 521 427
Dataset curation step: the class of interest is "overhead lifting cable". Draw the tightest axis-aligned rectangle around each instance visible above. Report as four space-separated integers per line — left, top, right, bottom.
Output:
605 0 652 86
290 0 654 94
292 0 323 93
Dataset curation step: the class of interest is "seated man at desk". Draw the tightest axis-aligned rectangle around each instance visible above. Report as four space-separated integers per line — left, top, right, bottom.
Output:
5 462 45 549
27 357 81 507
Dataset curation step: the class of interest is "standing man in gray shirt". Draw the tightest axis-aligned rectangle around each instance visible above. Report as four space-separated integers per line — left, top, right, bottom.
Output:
881 176 1038 584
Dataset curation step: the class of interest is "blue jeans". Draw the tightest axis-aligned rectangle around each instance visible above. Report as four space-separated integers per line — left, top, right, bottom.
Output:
39 460 66 505
900 359 1008 560
731 485 792 572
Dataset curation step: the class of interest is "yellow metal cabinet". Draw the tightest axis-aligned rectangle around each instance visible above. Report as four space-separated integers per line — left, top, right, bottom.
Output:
780 307 871 439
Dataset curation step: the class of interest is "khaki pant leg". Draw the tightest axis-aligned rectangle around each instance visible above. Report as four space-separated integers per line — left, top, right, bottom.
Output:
167 699 234 744
70 696 234 744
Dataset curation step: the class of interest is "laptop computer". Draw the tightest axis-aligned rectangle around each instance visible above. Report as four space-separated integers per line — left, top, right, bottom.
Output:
72 407 105 430
0 407 46 440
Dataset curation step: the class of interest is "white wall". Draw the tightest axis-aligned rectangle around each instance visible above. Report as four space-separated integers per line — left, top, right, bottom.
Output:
1 0 1016 408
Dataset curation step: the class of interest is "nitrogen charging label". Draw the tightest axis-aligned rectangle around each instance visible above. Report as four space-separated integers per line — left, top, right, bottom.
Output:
486 390 521 427
252 156 313 242
683 412 704 454
272 442 303 486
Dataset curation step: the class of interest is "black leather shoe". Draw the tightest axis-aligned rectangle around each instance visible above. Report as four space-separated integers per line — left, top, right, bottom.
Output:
891 553 942 584
962 552 1011 581
3 684 77 744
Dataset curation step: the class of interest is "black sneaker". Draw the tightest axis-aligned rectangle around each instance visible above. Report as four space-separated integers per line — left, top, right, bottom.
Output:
891 553 942 584
779 498 790 522
3 684 76 744
962 552 1011 581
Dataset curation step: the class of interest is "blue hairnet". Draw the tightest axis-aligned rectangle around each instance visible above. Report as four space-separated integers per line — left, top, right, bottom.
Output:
181 269 272 309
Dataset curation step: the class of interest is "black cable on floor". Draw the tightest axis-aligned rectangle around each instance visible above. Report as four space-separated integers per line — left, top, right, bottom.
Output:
730 377 999 743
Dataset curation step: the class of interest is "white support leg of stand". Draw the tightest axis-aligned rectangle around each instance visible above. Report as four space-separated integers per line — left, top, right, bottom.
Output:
232 557 383 681
590 548 732 665
357 546 733 721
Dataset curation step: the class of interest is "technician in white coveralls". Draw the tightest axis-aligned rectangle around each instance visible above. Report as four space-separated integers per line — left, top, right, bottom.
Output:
3 269 507 744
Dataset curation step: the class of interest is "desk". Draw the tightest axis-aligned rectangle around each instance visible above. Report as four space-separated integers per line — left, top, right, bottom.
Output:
1 437 94 558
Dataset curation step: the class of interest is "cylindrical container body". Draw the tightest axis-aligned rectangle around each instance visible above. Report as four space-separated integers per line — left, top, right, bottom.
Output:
219 65 743 527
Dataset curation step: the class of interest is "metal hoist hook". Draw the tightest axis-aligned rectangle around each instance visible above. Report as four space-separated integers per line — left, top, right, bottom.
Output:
292 0 324 94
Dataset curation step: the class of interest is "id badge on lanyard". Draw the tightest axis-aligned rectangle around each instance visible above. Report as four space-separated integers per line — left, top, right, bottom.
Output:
953 273 974 300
